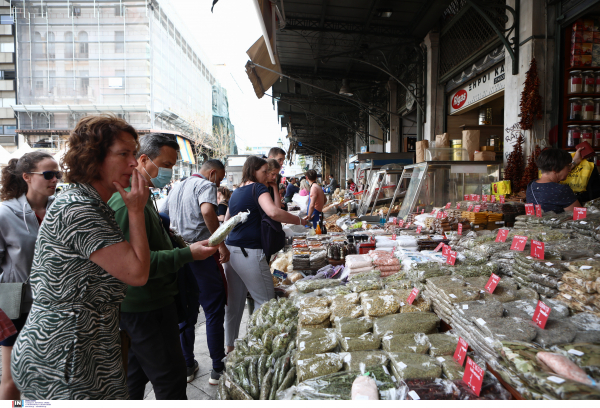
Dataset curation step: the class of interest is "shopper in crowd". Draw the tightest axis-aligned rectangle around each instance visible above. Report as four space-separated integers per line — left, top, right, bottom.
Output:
222 156 306 353
266 158 284 208
11 115 151 399
107 133 217 400
217 186 231 222
299 179 310 196
0 151 58 400
326 173 339 193
268 147 285 186
284 177 299 203
347 178 356 192
526 148 584 213
304 169 326 229
160 159 229 385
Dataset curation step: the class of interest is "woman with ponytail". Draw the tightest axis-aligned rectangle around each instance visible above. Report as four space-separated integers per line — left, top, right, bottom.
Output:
0 151 59 399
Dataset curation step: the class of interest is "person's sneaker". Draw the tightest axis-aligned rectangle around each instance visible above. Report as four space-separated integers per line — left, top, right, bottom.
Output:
186 360 199 383
209 368 224 385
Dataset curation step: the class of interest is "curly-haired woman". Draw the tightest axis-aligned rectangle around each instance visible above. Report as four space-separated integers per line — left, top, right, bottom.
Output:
0 151 59 400
11 114 151 399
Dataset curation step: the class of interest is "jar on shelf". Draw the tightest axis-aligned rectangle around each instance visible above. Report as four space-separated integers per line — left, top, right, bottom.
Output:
569 70 583 94
568 125 581 147
595 99 600 120
593 125 600 147
569 98 583 120
596 72 600 93
584 70 596 93
583 98 595 120
582 125 594 144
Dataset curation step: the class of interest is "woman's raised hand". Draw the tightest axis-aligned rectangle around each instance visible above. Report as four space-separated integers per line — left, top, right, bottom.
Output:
114 169 149 213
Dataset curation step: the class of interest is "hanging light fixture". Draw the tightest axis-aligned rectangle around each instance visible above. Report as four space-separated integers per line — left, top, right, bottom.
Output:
339 79 353 96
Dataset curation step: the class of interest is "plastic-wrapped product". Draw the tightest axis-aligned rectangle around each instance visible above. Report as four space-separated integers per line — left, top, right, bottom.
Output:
567 260 600 279
360 290 401 317
330 292 360 306
272 333 291 353
208 210 250 246
536 352 594 385
330 303 363 321
427 333 459 357
372 312 439 337
502 299 569 320
532 318 577 347
385 279 414 289
348 279 383 293
388 352 442 381
296 353 344 383
351 375 379 400
295 279 341 293
399 296 432 313
528 272 560 289
437 356 464 380
298 320 332 330
299 307 331 325
457 299 504 320
217 375 231 400
373 257 400 267
341 350 389 371
381 332 430 353
345 254 373 269
333 316 373 336
474 316 537 342
295 295 331 309
561 272 598 294
296 331 338 360
222 371 253 400
339 332 381 352
348 270 380 281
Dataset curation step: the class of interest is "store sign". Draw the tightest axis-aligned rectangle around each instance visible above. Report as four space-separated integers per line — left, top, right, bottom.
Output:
496 229 509 243
442 244 451 257
525 203 534 216
416 226 422 234
449 62 506 114
434 242 444 252
446 251 457 265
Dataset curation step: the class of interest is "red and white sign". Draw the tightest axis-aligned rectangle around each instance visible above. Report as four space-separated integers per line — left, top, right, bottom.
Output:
434 242 444 252
405 222 412 229
463 357 484 396
446 251 457 265
448 62 506 114
443 211 448 218
456 203 461 210
535 204 542 218
442 244 450 257
476 195 481 201
391 234 397 240
436 211 443 219
398 219 404 227
483 195 488 202
532 300 551 329
445 202 452 209
491 195 496 203
454 337 468 365
416 226 422 234
464 195 469 201
467 204 474 212
525 203 534 216
511 235 528 251
574 207 587 220
407 288 419 305
421 209 425 214
499 195 505 203
495 229 509 243
431 209 436 215
485 273 501 293
474 205 481 213
457 223 463 235
531 240 545 260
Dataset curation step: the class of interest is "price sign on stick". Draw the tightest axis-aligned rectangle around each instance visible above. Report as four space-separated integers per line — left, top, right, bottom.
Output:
483 195 488 202
392 218 397 225
467 204 474 212
405 222 412 229
500 195 505 203
445 202 451 209
532 300 551 329
421 209 425 214
476 195 481 201
485 274 501 293
436 212 443 219
398 219 404 227
463 357 484 397
510 235 528 251
495 229 509 243
535 205 543 218
525 203 534 216
442 244 450 257
464 195 469 201
574 207 587 220
474 205 481 213
453 337 468 365
391 234 397 240
443 211 448 218
407 288 419 305
491 195 496 203
434 242 444 252
531 240 545 260
457 223 463 235
431 209 436 215
446 251 457 265
456 203 461 210
416 225 422 234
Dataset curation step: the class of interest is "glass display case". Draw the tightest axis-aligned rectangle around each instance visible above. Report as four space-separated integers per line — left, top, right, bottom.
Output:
390 161 503 220
356 168 406 217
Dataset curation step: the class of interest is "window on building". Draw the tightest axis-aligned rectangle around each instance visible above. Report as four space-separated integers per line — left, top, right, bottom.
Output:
72 7 81 17
0 15 12 24
35 70 44 92
65 31 73 58
0 70 15 80
79 70 89 95
0 42 14 53
47 32 55 58
114 4 124 16
1 98 15 107
4 125 15 135
48 70 55 94
115 31 124 53
34 32 44 57
78 31 88 58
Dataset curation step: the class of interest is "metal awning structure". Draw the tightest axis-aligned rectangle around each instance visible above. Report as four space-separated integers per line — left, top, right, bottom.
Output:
11 104 149 114
247 0 453 162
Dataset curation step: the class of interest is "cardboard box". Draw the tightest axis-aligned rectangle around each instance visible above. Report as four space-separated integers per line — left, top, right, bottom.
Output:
582 55 593 66
583 42 593 54
584 31 594 42
584 19 595 31
594 31 600 44
572 42 583 55
573 19 584 32
474 151 496 161
481 146 495 152
592 44 600 66
573 29 583 43
572 54 582 67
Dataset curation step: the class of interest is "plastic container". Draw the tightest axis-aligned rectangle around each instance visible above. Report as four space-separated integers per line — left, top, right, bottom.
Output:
426 147 469 161
596 72 600 93
583 98 595 120
569 98 583 120
581 125 594 144
569 70 583 94
584 70 596 93
593 125 600 147
594 98 600 121
567 125 581 147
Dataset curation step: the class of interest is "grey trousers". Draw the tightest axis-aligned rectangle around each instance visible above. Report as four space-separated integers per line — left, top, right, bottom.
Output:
223 245 275 347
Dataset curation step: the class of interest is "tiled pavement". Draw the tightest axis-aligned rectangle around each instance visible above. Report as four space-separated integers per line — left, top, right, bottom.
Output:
0 305 249 401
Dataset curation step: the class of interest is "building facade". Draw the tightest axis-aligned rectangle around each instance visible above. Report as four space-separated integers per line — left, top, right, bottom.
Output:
11 0 224 177
0 0 17 152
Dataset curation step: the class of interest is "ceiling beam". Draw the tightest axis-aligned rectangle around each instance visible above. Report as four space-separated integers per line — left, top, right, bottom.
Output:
280 64 386 82
283 16 409 38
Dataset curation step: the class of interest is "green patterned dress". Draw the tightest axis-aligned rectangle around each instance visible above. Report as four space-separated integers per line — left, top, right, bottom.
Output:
11 183 129 399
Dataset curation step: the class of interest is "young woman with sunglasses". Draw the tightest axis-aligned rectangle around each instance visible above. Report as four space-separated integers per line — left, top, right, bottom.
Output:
0 151 59 400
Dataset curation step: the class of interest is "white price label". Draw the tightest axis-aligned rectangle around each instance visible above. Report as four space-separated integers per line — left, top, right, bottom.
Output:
398 362 407 369
225 380 231 388
463 304 469 309
408 390 420 400
400 302 405 306
595 254 600 257
581 266 593 270
344 354 351 362
382 366 389 375
476 318 487 326
449 294 457 298
563 294 573 300
485 337 494 343
580 221 588 225
297 360 303 365
547 376 565 384
551 218 557 221
568 349 585 356
436 357 446 362
545 262 554 266
526 256 533 260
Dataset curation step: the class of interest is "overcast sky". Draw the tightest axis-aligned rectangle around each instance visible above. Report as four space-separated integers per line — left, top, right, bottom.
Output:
169 0 288 151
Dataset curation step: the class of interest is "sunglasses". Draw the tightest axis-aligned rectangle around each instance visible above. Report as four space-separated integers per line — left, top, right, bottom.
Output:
30 171 63 180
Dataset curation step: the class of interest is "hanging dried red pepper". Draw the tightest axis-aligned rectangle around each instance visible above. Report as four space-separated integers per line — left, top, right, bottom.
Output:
519 58 543 131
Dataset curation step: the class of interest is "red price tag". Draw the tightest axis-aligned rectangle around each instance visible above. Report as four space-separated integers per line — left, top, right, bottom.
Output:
495 229 509 243
445 202 451 209
443 211 449 218
525 203 534 216
421 209 425 214
405 222 412 229
485 273 501 293
416 226 422 234
398 219 405 227
532 300 551 329
453 337 468 365
464 195 469 201
510 235 528 251
482 195 488 202
463 357 484 397
442 244 450 257
434 242 444 252
456 203 461 210
574 207 587 220
535 204 542 218
407 288 419 305
476 195 480 201
431 209 436 215
391 234 397 240
392 218 397 225
531 240 545 260
446 251 457 265
474 205 481 213
457 223 463 235
467 204 474 212
436 211 443 219
499 195 505 203
491 195 496 203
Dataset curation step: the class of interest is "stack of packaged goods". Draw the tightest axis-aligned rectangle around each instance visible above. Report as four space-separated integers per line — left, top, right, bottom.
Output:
368 250 402 278
345 254 375 280
461 211 488 231
293 238 311 270
557 259 600 315
433 217 452 235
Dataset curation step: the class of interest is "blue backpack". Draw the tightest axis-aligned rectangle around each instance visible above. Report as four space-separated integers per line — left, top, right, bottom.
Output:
252 183 285 260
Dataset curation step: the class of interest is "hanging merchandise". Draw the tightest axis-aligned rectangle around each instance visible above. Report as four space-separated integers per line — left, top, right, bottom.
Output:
519 145 542 191
504 132 525 192
519 58 543 131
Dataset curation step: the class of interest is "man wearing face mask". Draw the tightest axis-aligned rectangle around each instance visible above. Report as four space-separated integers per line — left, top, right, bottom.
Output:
108 133 218 399
160 158 229 385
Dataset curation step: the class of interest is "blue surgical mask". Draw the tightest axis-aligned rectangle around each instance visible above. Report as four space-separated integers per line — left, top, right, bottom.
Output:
144 158 173 188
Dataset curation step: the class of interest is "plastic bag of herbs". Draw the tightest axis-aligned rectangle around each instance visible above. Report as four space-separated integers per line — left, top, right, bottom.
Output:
381 332 430 354
373 312 439 338
296 353 344 383
388 352 442 381
360 289 401 318
338 332 380 352
296 328 339 360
